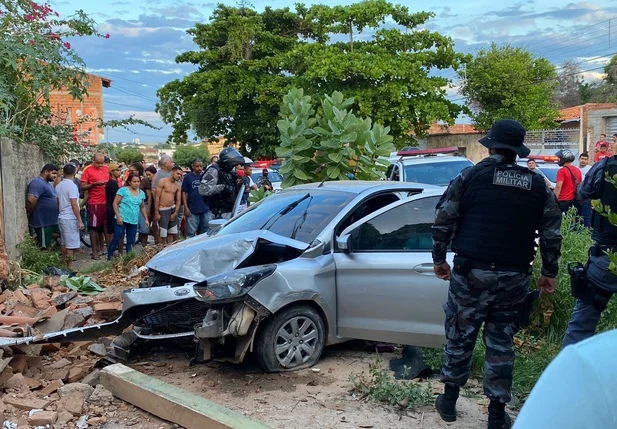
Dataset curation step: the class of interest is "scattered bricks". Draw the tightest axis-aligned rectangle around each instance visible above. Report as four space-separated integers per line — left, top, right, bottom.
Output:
87 385 113 406
25 357 42 371
11 344 43 356
57 383 94 415
67 367 88 383
92 302 122 318
57 409 73 425
25 284 40 290
61 312 86 330
72 297 93 306
75 306 94 320
28 410 58 426
23 377 41 390
40 380 64 396
0 358 11 373
0 315 39 325
10 355 27 373
0 328 19 338
81 369 101 387
36 309 69 334
0 367 13 387
41 305 58 319
42 276 60 289
68 346 83 357
0 294 6 305
13 290 30 305
87 344 107 357
5 374 29 392
54 292 77 308
87 416 107 425
12 304 40 319
2 395 50 411
29 289 51 310
41 344 61 354
0 397 5 421
49 359 71 370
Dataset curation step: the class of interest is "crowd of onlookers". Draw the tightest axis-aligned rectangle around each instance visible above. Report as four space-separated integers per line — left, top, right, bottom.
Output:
26 151 275 266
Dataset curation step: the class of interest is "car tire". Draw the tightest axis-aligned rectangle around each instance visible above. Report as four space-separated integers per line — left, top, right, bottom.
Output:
255 305 325 373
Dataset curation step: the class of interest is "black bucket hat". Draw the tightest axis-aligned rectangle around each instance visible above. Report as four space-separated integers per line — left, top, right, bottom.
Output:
479 119 530 159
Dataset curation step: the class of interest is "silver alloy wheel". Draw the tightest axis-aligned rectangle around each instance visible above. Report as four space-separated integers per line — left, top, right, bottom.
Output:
274 316 319 368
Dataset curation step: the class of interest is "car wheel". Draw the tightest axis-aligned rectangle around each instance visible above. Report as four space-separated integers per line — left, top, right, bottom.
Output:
255 305 325 373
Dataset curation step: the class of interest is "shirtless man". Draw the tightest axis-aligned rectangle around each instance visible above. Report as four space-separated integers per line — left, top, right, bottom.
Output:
154 166 182 244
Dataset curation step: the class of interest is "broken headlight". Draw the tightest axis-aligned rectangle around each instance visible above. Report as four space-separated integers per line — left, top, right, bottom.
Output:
193 265 276 301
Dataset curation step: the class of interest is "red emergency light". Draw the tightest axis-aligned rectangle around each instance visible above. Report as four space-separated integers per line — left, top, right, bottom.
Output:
527 155 559 163
252 160 276 168
396 147 459 157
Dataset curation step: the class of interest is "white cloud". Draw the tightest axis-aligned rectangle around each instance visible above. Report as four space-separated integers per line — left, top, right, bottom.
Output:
141 68 184 74
98 24 160 38
105 110 163 122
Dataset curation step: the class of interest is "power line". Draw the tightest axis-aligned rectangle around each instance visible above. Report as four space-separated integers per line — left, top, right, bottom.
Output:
103 71 162 88
110 85 159 103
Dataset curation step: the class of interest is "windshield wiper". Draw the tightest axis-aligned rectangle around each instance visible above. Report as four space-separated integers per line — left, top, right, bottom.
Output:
290 196 313 240
260 193 311 230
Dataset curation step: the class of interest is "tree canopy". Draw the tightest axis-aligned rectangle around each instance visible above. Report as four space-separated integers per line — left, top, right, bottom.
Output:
156 0 466 157
173 144 210 168
115 147 144 165
459 43 560 131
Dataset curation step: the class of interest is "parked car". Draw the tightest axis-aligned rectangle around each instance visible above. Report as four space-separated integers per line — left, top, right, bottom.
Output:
143 181 451 372
386 147 474 186
517 152 579 188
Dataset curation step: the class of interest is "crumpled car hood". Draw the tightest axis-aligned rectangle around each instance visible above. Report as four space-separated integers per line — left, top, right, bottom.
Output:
146 230 309 282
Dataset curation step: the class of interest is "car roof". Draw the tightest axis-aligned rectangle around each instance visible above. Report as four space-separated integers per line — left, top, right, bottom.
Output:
396 156 473 166
288 180 442 195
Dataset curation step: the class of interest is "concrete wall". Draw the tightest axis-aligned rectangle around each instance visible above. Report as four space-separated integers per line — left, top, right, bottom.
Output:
421 133 488 164
1 138 46 258
586 107 617 151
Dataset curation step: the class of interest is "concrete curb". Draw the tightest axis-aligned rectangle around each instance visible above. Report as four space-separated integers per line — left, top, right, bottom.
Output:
100 363 272 429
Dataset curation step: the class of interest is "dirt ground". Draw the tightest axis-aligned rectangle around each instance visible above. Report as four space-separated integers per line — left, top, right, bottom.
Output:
109 341 501 429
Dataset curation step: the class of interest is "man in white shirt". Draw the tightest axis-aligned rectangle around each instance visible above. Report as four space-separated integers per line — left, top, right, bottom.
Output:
578 153 592 178
56 163 84 269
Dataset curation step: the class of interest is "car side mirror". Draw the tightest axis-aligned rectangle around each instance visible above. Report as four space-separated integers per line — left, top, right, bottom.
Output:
336 234 352 253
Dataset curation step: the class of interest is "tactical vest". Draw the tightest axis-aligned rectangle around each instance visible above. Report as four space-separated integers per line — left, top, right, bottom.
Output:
452 158 548 268
592 157 617 245
205 164 237 214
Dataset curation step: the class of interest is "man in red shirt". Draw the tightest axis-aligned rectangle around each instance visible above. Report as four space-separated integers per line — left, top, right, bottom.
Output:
80 152 109 259
554 149 583 215
594 142 610 162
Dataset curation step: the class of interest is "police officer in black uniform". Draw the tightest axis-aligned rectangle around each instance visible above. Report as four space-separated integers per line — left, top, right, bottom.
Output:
433 119 563 429
563 141 617 346
199 147 245 219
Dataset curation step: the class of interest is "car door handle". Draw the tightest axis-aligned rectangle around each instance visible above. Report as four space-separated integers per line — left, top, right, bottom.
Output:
413 264 435 274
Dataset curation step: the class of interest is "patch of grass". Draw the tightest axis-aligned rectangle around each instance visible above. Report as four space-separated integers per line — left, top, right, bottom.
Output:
350 355 434 409
17 235 65 274
80 260 114 275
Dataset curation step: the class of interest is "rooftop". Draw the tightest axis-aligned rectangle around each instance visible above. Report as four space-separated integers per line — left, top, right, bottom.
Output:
558 103 617 122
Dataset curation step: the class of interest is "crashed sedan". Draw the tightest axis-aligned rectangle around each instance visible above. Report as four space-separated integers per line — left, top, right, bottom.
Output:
0 181 452 373
142 181 451 372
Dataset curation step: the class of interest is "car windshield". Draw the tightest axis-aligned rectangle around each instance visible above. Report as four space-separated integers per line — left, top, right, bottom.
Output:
219 190 356 243
403 160 473 186
537 167 558 183
268 170 283 182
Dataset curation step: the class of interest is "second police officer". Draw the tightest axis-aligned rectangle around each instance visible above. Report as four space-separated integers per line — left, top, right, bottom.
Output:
432 119 563 429
563 139 617 347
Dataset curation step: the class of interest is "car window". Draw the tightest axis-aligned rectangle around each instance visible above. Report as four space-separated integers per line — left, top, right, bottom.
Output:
336 193 400 235
350 196 439 251
268 170 283 182
403 160 472 186
219 190 356 244
538 167 558 183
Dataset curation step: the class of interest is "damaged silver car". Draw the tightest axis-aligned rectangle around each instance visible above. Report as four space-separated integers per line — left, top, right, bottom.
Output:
143 181 451 372
0 181 453 373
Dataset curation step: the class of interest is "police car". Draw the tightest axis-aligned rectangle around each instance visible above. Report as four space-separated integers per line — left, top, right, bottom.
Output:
517 151 579 188
386 147 474 186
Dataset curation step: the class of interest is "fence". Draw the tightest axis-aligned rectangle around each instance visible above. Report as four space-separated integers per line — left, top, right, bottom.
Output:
524 128 580 151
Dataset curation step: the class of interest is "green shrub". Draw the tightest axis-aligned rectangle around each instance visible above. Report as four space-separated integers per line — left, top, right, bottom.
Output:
17 235 65 275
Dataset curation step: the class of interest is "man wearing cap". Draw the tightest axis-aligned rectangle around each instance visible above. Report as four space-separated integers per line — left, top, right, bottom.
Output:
432 119 563 429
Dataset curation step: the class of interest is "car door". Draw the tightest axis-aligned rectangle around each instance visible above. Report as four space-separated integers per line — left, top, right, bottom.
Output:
333 195 452 347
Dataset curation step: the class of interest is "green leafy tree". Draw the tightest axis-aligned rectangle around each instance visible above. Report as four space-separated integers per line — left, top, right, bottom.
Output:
459 43 560 131
115 147 144 165
157 1 465 157
173 144 210 168
276 88 395 188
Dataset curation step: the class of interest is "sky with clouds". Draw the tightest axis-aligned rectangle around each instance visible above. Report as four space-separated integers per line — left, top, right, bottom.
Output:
49 0 617 143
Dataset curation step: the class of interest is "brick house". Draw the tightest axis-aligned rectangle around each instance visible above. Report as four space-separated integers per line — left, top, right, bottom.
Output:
48 73 111 145
556 103 617 151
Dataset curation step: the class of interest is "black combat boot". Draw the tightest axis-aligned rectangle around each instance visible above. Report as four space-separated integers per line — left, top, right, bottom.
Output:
435 384 459 422
488 400 512 429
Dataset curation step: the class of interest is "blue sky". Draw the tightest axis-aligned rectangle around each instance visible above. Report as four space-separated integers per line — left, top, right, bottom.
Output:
49 0 617 143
